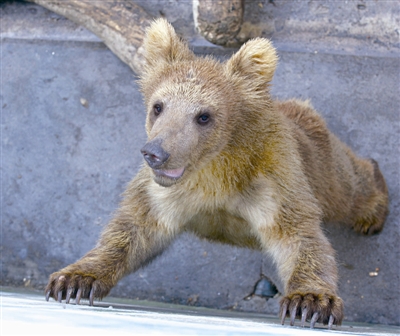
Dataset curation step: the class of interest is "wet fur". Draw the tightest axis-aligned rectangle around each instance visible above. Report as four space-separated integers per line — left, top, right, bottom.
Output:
46 19 389 327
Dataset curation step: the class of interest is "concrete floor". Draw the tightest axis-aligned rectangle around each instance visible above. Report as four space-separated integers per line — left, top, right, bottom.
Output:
2 288 399 336
1 0 399 327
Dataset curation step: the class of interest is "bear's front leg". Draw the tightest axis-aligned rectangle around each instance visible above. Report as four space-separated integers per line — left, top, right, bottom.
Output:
45 223 167 305
45 223 133 305
264 225 343 329
45 171 175 305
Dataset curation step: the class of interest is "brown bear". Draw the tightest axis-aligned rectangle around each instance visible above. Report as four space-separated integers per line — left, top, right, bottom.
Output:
45 19 389 329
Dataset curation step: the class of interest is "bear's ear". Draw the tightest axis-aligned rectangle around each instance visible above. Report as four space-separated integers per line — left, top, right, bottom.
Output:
225 38 278 85
143 18 194 70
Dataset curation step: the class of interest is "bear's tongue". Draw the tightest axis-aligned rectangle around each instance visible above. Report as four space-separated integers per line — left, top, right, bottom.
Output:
154 167 185 179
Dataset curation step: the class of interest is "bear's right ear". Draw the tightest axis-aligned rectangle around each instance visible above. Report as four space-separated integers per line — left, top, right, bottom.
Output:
225 38 278 87
143 19 195 70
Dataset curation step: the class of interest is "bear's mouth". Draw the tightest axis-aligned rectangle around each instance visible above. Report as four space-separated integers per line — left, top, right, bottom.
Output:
153 167 185 180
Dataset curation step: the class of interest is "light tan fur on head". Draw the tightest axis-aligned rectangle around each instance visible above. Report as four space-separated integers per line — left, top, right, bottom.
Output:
143 19 195 73
225 37 278 86
140 19 280 189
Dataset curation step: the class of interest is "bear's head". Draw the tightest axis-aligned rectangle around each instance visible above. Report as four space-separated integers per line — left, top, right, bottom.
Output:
140 19 278 187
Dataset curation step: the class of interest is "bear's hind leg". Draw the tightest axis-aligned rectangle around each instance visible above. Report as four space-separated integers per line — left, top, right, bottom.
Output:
352 159 389 235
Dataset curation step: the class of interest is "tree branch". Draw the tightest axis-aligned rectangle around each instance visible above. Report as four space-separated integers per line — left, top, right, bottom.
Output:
26 0 154 76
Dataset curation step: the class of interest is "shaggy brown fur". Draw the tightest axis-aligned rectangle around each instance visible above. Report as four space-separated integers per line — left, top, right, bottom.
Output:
45 19 389 328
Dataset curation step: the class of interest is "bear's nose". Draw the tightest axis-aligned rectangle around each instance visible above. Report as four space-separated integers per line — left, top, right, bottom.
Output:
141 141 170 169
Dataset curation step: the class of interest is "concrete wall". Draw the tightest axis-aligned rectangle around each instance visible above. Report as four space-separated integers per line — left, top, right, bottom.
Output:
1 0 399 325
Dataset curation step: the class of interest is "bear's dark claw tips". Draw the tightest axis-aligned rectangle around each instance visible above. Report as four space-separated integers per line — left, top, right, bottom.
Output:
289 300 299 326
66 287 73 304
89 286 95 306
57 290 62 303
75 288 82 304
280 301 288 325
328 315 334 330
300 307 308 327
310 312 319 329
45 290 51 302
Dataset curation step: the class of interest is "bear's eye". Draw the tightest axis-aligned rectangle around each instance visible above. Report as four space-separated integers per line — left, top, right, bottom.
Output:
153 103 163 116
197 113 211 125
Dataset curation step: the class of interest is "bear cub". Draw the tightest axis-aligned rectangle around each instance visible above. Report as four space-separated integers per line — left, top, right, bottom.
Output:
45 19 389 329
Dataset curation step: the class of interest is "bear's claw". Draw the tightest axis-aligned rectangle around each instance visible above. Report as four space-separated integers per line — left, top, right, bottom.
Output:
280 293 343 329
45 271 112 306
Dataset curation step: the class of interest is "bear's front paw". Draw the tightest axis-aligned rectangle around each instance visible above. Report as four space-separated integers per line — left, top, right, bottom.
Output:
280 292 343 329
45 268 112 306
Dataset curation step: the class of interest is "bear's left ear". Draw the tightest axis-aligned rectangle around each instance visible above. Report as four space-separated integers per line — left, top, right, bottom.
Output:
225 38 278 85
143 18 195 70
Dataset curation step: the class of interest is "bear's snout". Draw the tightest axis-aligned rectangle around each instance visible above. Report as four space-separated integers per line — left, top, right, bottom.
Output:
141 140 170 169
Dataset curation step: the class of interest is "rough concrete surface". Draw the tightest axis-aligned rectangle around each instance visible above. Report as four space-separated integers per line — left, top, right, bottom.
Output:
1 0 399 326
